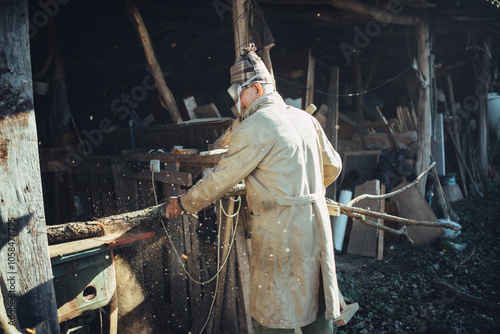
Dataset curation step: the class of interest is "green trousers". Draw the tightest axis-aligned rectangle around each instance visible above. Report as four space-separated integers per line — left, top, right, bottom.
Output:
251 312 334 334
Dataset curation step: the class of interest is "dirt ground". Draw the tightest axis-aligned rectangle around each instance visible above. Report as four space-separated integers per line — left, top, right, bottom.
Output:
334 180 500 333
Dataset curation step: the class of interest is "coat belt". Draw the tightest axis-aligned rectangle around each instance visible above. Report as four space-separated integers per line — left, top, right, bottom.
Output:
273 189 325 206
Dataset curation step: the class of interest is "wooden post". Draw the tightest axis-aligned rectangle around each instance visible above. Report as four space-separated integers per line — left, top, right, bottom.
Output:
0 1 60 333
125 0 183 123
479 34 492 189
353 53 364 122
303 49 315 110
446 76 468 197
232 0 253 58
326 67 340 202
415 19 432 195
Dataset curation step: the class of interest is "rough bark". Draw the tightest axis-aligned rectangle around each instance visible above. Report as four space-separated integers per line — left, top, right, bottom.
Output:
415 19 432 195
47 203 167 244
0 1 60 332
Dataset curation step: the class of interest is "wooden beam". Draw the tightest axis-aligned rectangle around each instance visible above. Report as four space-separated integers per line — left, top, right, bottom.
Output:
125 0 183 123
122 169 193 186
328 0 421 25
0 1 60 332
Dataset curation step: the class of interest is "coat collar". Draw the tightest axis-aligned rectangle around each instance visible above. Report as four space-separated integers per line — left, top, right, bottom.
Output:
242 91 286 120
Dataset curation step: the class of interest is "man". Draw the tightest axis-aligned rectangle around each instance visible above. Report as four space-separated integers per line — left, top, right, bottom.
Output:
165 45 342 333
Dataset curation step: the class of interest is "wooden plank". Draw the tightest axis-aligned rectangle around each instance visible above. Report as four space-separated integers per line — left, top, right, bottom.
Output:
122 169 192 187
111 159 139 214
187 215 202 313
391 182 444 245
346 180 380 257
222 247 238 333
213 199 235 333
109 253 119 334
122 151 221 165
377 184 386 261
334 302 360 327
235 214 254 334
163 182 189 330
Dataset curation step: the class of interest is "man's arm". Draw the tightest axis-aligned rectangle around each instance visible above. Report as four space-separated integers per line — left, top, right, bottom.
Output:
318 125 342 187
166 129 267 218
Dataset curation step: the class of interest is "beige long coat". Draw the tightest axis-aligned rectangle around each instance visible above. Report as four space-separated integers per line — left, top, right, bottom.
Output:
180 92 342 329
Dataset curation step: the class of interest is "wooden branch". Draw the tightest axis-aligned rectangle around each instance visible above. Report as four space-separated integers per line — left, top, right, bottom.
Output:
347 162 436 206
336 202 459 230
432 280 500 309
125 0 183 123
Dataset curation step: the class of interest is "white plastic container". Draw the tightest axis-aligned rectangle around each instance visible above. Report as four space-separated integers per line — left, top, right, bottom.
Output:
488 92 500 140
333 189 353 252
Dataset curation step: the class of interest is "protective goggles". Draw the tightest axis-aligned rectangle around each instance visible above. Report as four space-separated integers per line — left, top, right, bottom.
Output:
227 74 261 103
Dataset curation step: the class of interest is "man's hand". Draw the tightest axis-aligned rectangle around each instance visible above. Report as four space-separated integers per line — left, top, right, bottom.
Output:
165 196 183 219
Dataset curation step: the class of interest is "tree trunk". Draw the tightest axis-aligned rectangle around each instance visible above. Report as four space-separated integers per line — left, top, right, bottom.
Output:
0 1 60 333
415 19 432 195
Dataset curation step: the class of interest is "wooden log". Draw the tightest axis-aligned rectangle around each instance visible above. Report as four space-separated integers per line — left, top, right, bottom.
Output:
232 0 253 57
46 203 166 244
125 0 182 123
415 19 432 195
0 1 60 332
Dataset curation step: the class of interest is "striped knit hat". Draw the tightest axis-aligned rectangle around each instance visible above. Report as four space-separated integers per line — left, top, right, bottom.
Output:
229 44 274 86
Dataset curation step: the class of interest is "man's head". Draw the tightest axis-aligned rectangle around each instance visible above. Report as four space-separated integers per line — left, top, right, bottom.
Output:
228 44 274 115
